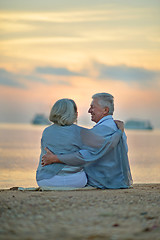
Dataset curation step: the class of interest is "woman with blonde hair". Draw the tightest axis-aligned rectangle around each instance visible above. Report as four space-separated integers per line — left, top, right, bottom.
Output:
36 98 122 188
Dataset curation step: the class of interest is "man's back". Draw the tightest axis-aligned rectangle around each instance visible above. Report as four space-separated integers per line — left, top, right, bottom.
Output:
83 115 132 189
57 116 132 189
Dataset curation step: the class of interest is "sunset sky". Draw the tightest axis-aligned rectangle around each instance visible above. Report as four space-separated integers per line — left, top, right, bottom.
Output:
0 0 160 128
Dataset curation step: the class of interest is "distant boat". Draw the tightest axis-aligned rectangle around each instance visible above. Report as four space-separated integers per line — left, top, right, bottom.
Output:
31 114 51 125
125 119 153 130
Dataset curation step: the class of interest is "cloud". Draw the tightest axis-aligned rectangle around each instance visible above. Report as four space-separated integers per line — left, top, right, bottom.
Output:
1 62 159 90
1 0 159 13
0 67 73 89
25 74 49 84
0 68 26 88
0 68 51 88
0 68 52 89
93 62 160 85
36 66 82 77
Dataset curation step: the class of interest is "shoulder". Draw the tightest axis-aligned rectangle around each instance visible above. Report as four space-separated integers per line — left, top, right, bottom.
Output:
70 124 81 129
42 124 54 135
92 125 116 137
98 117 117 130
69 124 82 134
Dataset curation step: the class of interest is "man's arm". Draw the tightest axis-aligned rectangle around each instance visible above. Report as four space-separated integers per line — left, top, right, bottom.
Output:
41 148 61 166
42 128 123 167
41 147 86 166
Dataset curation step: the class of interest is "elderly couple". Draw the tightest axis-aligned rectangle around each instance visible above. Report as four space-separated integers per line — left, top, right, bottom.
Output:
36 93 132 189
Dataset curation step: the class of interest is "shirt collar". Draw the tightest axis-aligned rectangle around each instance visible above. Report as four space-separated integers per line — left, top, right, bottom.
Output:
95 115 113 127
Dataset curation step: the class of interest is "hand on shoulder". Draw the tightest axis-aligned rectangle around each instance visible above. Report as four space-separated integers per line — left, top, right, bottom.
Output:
114 120 124 132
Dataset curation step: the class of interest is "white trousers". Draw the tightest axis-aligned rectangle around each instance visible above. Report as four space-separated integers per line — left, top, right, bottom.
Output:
37 171 87 188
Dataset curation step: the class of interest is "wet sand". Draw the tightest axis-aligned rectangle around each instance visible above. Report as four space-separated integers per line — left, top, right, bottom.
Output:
0 184 160 240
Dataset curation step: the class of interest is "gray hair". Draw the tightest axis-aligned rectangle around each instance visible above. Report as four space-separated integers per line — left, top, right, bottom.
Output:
49 98 77 126
92 93 114 115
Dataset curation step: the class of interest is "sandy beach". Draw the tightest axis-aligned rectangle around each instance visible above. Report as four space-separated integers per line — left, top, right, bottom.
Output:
0 184 160 240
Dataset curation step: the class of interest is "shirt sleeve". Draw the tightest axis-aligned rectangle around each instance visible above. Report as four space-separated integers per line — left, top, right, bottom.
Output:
122 132 128 153
57 129 122 166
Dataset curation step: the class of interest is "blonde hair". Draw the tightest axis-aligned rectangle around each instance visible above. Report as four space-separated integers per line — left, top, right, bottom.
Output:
49 98 77 126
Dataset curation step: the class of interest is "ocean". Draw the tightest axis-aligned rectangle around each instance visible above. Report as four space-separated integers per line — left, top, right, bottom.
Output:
0 123 160 189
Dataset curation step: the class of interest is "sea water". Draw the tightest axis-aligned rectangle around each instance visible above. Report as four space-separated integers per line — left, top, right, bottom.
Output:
0 123 160 189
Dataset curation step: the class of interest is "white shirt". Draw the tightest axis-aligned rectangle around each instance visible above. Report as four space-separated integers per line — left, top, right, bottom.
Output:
94 115 128 152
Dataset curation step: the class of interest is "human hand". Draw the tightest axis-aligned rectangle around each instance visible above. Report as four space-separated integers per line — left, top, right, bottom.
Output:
114 120 124 132
41 148 61 166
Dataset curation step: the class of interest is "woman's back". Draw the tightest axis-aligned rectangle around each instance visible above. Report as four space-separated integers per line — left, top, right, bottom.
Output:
36 98 87 187
36 123 83 181
42 124 82 155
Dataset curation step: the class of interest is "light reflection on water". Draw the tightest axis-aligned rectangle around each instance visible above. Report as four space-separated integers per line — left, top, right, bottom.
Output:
0 124 160 188
126 129 160 184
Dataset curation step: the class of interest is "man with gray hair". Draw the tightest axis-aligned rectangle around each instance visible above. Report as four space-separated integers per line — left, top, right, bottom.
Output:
42 93 132 189
88 93 128 152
